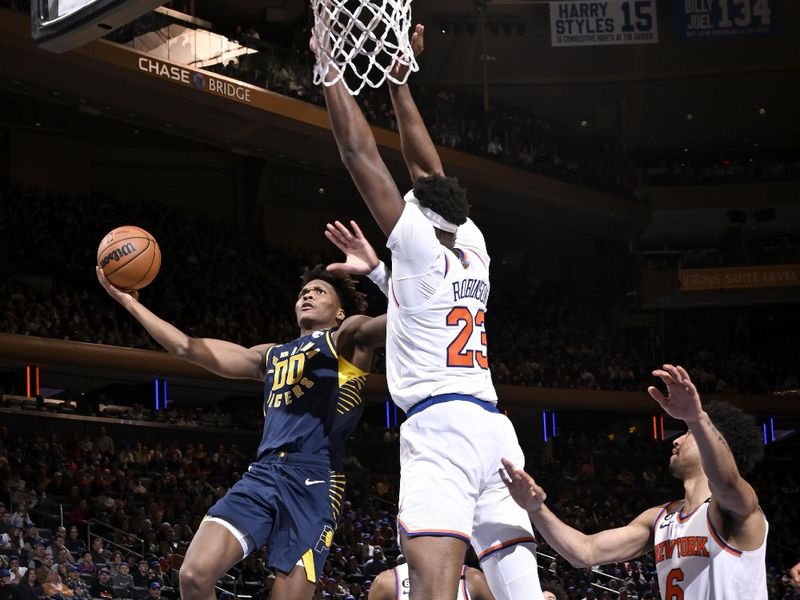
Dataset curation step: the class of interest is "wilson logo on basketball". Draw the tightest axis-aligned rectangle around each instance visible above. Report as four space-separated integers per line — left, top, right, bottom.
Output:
99 242 137 267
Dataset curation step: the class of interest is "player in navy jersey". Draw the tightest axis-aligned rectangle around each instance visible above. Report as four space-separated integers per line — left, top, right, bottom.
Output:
96 253 385 600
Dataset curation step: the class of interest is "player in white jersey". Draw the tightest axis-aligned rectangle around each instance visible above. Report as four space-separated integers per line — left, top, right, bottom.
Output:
314 24 542 600
367 559 494 600
500 364 768 600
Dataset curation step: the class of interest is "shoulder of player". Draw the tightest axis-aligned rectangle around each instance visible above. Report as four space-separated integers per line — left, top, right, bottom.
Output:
328 316 383 372
334 315 372 341
248 343 276 380
639 503 676 530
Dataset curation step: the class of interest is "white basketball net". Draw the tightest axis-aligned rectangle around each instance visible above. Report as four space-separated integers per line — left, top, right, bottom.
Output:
311 0 418 95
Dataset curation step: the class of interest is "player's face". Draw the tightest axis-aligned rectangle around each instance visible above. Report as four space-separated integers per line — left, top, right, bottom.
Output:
669 430 701 478
542 593 557 600
295 279 344 330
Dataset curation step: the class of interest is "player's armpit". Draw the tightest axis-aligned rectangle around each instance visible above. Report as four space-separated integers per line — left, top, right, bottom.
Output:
582 506 661 567
708 491 766 552
183 338 270 381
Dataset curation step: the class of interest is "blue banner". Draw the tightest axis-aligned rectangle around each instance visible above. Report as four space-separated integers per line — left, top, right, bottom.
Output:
673 0 781 39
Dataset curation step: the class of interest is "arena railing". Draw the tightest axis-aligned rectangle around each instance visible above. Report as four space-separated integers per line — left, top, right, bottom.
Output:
87 520 146 560
537 548 626 597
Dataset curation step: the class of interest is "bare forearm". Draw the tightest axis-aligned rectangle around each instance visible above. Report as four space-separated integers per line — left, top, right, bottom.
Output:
687 411 741 488
123 298 191 357
529 505 593 567
322 73 375 156
320 73 404 236
388 83 442 180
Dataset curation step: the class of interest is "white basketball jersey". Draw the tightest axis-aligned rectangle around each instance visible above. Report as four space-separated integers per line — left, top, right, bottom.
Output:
392 563 470 600
386 202 497 412
653 500 767 600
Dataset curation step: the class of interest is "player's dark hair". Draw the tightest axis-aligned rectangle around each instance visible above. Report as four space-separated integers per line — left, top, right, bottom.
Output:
413 174 469 226
301 265 367 318
540 581 567 600
704 401 764 475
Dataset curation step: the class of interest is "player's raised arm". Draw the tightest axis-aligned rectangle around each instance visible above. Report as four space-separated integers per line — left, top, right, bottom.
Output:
389 24 444 182
649 365 761 524
500 458 658 568
325 220 390 298
96 267 268 381
313 37 405 237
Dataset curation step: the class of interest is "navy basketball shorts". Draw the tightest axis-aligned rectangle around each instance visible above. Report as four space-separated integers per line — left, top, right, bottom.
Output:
205 452 344 583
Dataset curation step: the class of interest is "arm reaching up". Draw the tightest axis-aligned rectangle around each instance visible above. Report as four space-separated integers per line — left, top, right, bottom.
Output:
325 220 380 275
325 220 389 297
96 267 268 381
649 364 765 548
313 35 405 237
388 24 444 182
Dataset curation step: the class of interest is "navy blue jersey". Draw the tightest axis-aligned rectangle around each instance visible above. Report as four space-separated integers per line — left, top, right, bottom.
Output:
258 328 367 471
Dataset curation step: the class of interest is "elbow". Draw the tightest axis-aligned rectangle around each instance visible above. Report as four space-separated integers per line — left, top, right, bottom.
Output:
568 556 592 569
339 147 369 168
339 138 378 167
172 337 193 360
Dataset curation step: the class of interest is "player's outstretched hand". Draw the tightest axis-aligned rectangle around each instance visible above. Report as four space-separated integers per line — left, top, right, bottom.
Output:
648 364 703 423
499 458 546 514
790 561 800 590
325 220 380 276
96 266 138 305
391 24 424 80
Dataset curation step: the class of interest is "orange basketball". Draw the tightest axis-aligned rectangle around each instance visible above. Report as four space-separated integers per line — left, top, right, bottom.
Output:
97 226 161 291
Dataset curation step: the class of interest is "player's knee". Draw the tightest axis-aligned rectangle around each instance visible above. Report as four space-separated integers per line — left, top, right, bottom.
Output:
179 564 213 598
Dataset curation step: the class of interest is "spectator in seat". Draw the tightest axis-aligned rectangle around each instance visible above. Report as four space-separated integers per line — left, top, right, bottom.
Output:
0 570 16 600
90 567 113 599
111 562 134 596
15 569 43 600
42 569 72 599
147 582 162 600
77 552 95 575
90 538 110 564
65 527 85 555
133 560 150 587
9 504 33 531
362 548 386 578
66 566 88 600
51 536 75 564
5 557 25 585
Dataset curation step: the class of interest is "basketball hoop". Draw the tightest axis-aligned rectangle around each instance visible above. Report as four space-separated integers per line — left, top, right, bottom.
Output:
311 0 418 95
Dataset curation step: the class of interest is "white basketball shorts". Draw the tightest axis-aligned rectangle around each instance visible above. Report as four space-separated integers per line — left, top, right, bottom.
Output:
397 398 537 560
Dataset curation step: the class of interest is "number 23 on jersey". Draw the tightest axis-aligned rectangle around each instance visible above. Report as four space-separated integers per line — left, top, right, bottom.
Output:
446 306 488 369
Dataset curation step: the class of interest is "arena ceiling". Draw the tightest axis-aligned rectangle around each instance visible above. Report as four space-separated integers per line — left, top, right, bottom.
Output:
202 0 800 157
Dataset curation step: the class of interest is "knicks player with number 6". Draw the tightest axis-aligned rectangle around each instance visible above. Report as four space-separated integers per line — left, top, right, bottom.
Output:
315 24 543 600
501 365 768 600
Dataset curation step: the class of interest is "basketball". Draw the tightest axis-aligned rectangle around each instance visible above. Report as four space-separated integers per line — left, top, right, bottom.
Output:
96 226 161 291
